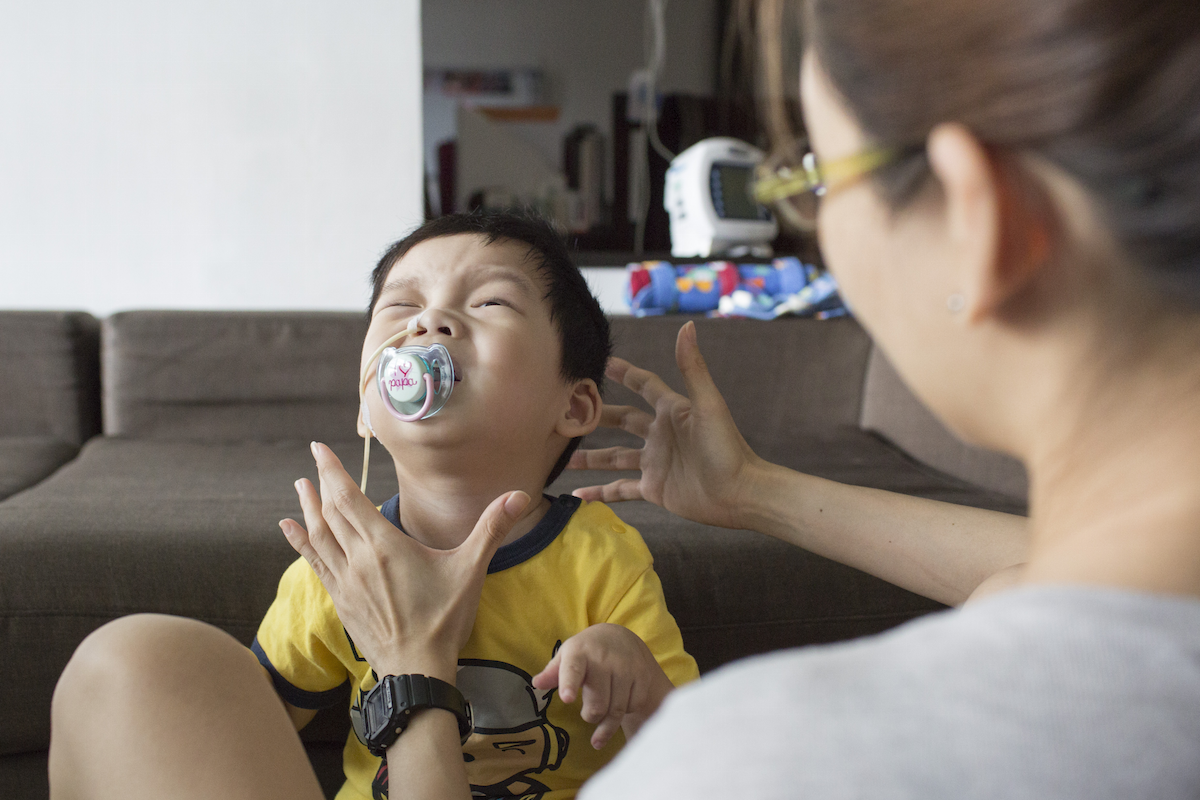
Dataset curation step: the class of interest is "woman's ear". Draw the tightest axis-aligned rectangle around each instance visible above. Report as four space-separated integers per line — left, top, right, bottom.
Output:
556 379 602 438
928 123 1053 323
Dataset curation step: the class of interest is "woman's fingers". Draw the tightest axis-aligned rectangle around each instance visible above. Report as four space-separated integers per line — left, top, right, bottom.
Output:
571 479 646 504
675 321 723 408
567 446 642 472
278 518 338 592
596 405 655 439
608 357 682 409
291 479 348 576
310 442 378 546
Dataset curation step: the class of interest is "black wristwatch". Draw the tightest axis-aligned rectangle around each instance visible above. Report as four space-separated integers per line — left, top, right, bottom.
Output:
354 674 474 757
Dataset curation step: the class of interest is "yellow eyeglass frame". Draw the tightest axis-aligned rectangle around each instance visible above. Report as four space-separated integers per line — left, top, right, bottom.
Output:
752 145 899 229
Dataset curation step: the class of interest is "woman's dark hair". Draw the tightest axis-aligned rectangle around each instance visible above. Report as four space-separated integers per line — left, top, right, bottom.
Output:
368 212 611 486
774 0 1200 288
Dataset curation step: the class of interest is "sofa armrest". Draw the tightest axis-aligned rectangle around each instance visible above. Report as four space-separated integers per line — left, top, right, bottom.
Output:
860 346 1028 501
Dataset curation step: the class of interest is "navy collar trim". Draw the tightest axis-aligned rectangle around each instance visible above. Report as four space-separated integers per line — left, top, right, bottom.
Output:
379 493 581 574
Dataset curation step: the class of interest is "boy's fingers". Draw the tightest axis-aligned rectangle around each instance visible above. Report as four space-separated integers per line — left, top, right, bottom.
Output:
531 652 561 691
580 672 614 725
591 715 622 750
674 321 722 408
590 676 631 750
571 479 645 504
567 446 642 472
294 479 349 572
556 645 588 705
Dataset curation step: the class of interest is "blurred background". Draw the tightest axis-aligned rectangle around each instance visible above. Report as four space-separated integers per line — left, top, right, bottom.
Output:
1 0 806 315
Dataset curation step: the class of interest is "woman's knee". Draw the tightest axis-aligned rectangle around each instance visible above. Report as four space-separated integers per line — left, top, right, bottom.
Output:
53 614 256 719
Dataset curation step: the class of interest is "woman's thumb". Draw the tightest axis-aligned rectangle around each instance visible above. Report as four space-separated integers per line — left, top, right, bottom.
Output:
675 321 719 404
467 490 531 558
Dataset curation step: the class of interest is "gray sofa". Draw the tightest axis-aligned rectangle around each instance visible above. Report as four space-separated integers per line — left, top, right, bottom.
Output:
0 309 1027 799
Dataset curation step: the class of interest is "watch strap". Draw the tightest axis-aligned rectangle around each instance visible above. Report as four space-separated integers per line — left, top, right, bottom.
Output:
362 674 473 756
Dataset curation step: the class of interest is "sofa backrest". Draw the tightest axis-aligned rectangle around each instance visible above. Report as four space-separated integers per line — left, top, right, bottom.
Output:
103 311 367 441
0 311 101 445
859 346 1028 501
606 316 875 452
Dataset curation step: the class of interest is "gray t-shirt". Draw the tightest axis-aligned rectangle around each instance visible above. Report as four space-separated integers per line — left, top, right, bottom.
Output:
581 586 1200 799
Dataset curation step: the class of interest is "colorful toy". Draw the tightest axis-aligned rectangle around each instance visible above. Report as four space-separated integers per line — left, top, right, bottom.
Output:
625 257 846 319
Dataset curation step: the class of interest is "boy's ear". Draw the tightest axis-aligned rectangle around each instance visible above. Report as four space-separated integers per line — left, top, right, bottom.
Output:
555 379 602 438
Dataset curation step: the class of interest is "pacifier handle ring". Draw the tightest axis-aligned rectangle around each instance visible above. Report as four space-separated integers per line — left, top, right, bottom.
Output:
383 373 435 422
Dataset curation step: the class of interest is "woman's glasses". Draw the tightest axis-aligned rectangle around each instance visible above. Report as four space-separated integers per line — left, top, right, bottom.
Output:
752 142 899 231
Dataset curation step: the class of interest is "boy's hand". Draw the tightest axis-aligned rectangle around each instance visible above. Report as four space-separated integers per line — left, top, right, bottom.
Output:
532 623 675 750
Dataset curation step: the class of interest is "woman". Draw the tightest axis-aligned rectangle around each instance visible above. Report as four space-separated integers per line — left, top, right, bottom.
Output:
49 0 1200 797
575 0 1200 795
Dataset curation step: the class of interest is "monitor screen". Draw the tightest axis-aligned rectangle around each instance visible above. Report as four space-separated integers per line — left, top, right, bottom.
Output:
710 163 767 221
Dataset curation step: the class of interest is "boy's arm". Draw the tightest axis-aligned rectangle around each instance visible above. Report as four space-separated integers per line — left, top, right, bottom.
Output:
253 558 354 733
255 661 320 730
532 557 699 749
285 702 319 731
603 565 699 690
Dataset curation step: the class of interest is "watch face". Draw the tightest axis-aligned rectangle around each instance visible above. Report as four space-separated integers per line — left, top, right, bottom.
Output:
353 675 473 755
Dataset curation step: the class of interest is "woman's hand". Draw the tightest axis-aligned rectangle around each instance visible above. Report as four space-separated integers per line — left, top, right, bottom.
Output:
532 623 675 750
279 442 532 681
569 321 762 531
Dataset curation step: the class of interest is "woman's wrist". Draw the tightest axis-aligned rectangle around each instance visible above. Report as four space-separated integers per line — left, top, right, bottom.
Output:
372 649 459 684
731 457 815 540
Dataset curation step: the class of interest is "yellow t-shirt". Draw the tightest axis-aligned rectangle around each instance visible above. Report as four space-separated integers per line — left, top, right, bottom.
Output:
253 495 698 800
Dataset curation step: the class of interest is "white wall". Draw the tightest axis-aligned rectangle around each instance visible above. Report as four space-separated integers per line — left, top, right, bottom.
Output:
0 0 424 315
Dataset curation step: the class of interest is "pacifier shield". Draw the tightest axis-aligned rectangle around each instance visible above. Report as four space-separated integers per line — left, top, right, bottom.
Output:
382 353 426 403
375 343 454 421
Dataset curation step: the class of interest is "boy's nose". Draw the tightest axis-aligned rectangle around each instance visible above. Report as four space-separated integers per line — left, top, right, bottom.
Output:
410 307 457 338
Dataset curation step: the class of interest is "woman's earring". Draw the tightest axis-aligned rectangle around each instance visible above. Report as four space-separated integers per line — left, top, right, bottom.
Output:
947 293 966 313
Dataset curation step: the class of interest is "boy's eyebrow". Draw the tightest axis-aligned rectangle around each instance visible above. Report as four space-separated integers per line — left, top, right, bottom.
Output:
472 265 539 296
380 266 538 298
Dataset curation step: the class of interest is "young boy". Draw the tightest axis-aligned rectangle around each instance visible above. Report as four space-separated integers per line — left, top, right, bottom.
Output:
253 213 698 800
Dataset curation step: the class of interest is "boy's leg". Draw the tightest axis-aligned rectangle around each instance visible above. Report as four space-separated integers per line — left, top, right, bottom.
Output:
49 614 325 800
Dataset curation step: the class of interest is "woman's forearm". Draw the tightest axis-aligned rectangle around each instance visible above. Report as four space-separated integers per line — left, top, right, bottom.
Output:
736 459 1030 606
385 709 472 800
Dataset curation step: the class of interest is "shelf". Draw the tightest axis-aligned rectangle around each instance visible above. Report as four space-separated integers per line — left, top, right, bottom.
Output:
476 105 561 123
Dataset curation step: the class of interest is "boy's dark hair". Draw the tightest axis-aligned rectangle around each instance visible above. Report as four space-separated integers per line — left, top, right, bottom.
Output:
368 212 612 487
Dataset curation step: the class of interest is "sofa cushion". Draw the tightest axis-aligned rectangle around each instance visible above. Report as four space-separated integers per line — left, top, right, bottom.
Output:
606 315 874 446
0 437 398 757
102 311 368 441
0 437 80 501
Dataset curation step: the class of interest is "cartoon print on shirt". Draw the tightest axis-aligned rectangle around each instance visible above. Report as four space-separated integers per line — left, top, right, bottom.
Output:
353 645 570 800
458 655 569 799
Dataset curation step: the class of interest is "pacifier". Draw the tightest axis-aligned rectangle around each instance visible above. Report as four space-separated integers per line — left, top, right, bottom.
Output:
358 316 458 493
375 343 454 422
